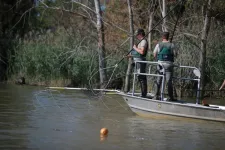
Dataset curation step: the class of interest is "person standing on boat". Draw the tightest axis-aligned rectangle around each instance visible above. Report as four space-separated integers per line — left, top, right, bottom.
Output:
153 32 176 101
130 29 148 97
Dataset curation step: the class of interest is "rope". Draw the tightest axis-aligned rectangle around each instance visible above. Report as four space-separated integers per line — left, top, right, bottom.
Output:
116 0 186 67
88 65 116 95
88 0 186 96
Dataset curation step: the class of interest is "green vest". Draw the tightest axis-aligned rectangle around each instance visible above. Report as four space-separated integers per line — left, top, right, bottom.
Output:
131 39 148 59
157 42 174 62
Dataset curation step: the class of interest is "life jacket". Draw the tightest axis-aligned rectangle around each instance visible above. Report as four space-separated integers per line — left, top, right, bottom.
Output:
131 39 148 59
157 42 174 62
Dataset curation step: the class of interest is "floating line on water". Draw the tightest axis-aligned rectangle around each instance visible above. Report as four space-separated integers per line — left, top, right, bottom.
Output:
47 87 121 97
47 87 120 92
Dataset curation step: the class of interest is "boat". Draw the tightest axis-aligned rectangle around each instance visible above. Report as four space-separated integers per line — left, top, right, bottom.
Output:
119 61 225 122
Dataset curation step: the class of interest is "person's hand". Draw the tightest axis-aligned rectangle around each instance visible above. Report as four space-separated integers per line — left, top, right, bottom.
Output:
133 45 137 50
123 54 132 58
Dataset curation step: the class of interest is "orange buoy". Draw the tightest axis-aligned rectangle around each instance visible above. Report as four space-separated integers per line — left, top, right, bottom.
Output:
100 128 108 136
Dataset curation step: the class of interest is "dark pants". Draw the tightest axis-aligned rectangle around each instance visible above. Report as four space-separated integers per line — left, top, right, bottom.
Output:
155 63 174 100
134 58 147 97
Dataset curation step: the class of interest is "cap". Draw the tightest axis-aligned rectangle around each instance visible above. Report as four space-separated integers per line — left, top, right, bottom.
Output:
135 29 145 36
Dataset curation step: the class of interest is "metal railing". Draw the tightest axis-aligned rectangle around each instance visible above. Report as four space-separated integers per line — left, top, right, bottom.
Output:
132 61 201 104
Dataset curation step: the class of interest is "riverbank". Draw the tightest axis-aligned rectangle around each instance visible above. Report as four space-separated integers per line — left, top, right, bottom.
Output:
6 78 73 87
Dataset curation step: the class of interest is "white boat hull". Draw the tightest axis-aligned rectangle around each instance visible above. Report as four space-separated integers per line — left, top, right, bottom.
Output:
120 93 225 122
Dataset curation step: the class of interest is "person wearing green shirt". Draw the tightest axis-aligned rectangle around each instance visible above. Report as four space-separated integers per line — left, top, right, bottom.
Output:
153 32 176 101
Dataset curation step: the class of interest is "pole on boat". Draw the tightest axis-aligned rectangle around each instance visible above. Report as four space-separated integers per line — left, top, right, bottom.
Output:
116 0 186 66
193 68 201 104
160 67 166 101
125 0 186 97
196 79 201 104
132 62 137 96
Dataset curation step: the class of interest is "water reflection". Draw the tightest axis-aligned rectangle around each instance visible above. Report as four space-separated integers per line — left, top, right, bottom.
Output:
0 83 225 150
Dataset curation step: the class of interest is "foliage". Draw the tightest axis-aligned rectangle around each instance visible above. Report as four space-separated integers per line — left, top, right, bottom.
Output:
0 0 39 80
7 26 128 86
1 0 225 90
206 25 225 87
7 28 99 86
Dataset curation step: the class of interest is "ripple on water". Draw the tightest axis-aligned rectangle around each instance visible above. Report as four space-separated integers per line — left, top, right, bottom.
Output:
1 84 225 150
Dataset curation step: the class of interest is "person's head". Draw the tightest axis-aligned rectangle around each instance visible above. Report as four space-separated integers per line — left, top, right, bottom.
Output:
162 32 170 40
135 29 145 39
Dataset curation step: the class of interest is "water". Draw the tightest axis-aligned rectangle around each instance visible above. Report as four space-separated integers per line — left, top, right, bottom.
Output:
0 83 225 150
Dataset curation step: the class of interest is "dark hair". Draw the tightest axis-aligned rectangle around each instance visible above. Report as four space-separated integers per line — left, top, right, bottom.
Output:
162 32 169 40
135 29 145 36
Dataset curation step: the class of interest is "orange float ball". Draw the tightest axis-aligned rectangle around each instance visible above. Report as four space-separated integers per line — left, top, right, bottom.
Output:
100 128 108 136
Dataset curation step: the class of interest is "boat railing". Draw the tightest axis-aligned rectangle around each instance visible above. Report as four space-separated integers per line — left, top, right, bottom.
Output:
133 61 201 104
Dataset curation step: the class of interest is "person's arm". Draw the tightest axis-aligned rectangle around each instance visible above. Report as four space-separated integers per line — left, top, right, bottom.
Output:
133 45 145 55
153 44 159 59
133 40 147 55
219 80 225 90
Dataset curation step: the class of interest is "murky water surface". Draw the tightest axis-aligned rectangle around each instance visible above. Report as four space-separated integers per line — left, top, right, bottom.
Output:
0 83 225 150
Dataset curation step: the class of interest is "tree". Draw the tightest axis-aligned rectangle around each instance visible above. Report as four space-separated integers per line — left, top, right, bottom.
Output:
199 0 215 98
124 0 134 92
148 0 158 53
0 0 34 81
159 0 168 32
94 0 107 88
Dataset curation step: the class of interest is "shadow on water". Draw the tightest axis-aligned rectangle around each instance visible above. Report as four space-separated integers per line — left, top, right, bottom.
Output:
0 83 225 150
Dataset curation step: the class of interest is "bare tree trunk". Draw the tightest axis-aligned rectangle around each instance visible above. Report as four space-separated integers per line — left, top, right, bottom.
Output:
159 0 168 32
148 11 154 52
199 0 214 98
94 0 107 88
148 0 157 53
124 0 134 92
